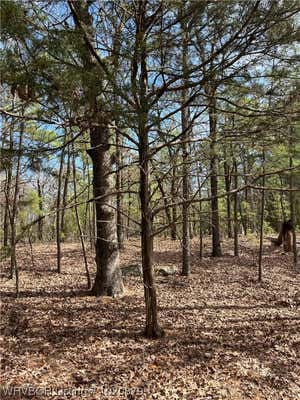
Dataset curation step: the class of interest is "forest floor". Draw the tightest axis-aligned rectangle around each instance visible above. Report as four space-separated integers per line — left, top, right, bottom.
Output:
1 236 300 400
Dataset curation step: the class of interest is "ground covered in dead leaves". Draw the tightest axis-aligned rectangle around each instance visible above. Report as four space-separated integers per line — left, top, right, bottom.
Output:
1 237 299 399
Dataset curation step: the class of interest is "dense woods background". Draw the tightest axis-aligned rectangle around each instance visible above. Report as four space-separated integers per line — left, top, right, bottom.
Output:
0 1 300 398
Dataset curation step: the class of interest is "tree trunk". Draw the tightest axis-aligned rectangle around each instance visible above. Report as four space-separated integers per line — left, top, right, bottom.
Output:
68 0 124 297
72 142 91 289
88 115 124 296
3 120 13 248
60 146 71 241
10 116 24 296
289 127 298 270
223 149 232 239
258 147 265 282
171 164 177 240
208 83 222 257
196 165 203 259
116 130 124 249
134 0 164 337
181 15 191 275
139 126 164 338
37 177 43 241
233 159 239 256
56 148 64 273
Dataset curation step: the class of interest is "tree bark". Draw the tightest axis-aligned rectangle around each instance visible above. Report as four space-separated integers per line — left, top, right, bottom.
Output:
68 0 124 296
72 142 91 289
88 114 124 296
10 115 24 297
207 82 222 257
139 124 164 338
258 147 265 282
233 159 239 256
56 147 64 273
181 14 191 275
170 163 177 240
3 118 13 248
60 147 71 241
223 144 232 238
289 126 298 270
134 0 164 338
37 176 43 241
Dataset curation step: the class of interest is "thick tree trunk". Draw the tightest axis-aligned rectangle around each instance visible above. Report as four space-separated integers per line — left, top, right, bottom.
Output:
88 115 124 297
69 0 124 296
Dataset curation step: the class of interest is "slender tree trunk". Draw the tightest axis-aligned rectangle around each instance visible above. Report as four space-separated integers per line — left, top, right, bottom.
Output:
242 155 249 236
139 125 164 338
3 122 13 248
196 165 203 259
37 176 43 241
258 147 265 282
134 0 164 337
60 147 71 241
56 148 64 273
171 164 177 240
181 16 191 275
223 146 232 238
72 142 91 289
10 116 24 296
233 159 239 256
116 130 124 249
208 82 222 257
28 231 35 269
127 169 132 240
289 127 298 270
155 172 173 238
